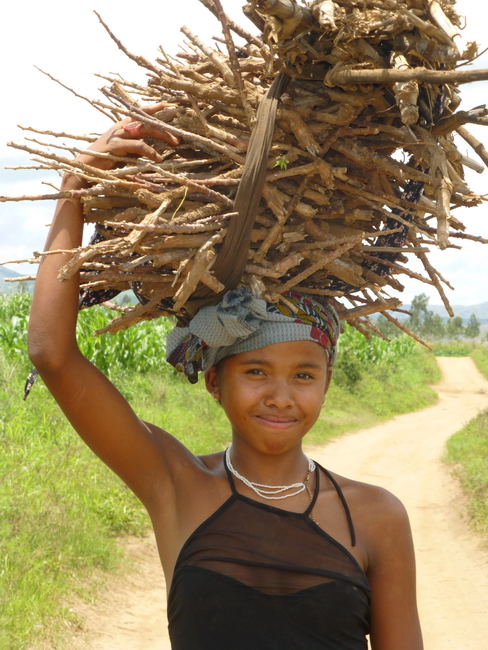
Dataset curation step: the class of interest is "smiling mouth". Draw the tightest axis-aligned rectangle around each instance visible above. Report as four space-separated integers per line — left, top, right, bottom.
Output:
256 415 297 426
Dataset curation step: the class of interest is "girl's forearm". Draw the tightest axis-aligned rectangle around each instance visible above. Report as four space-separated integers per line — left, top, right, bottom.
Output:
28 173 86 369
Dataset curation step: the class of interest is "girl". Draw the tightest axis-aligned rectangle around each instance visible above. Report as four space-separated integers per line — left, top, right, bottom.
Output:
28 106 423 650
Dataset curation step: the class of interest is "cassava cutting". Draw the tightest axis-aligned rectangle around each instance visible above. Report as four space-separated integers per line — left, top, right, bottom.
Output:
3 0 488 342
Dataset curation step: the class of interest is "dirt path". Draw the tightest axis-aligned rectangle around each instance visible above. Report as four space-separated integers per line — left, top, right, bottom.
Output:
71 357 488 650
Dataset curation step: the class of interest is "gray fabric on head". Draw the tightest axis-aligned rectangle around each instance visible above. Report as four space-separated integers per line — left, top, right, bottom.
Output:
166 288 340 380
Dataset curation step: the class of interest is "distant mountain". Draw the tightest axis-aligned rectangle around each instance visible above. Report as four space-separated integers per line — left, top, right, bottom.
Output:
400 302 488 325
0 266 34 293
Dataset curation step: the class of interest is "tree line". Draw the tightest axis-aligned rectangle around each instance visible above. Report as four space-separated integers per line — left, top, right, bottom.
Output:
377 294 482 342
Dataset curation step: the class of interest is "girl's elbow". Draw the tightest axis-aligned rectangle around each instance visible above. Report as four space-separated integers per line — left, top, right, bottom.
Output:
28 333 70 373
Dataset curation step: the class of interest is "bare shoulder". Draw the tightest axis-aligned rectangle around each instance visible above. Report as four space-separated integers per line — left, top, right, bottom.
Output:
198 450 227 472
140 424 227 495
142 420 223 477
327 470 407 513
326 471 411 553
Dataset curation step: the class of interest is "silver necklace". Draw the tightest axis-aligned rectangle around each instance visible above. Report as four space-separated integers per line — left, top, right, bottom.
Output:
225 445 316 501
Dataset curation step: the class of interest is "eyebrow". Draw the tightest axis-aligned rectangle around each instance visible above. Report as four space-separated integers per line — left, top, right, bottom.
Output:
239 358 325 370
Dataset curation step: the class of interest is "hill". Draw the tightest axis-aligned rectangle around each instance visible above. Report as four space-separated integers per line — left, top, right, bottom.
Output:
0 266 34 293
402 302 488 325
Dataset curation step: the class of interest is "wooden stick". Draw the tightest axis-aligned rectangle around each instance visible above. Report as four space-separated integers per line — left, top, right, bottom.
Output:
416 249 454 317
352 250 435 286
94 11 162 75
197 0 265 49
180 25 235 88
428 0 466 57
211 0 255 126
278 236 363 293
382 311 432 350
101 88 246 164
173 232 224 310
326 67 488 87
456 126 488 168
17 125 97 142
94 286 176 335
339 297 402 321
35 67 115 122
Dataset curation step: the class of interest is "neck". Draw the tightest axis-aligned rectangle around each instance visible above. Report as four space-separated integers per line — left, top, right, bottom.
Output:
225 444 315 502
227 440 310 486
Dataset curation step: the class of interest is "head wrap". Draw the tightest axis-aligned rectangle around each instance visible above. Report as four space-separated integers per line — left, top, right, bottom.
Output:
166 288 340 383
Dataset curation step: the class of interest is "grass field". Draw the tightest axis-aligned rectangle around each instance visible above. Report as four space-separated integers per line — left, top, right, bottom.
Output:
441 345 488 548
0 296 441 649
444 411 488 544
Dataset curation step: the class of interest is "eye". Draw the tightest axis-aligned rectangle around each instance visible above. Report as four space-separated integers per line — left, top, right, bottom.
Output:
246 368 265 376
295 372 314 380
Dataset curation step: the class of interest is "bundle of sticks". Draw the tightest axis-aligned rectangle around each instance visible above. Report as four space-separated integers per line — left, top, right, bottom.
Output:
3 0 488 341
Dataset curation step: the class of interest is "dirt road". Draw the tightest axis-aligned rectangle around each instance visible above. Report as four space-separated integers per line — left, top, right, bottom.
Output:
72 357 488 649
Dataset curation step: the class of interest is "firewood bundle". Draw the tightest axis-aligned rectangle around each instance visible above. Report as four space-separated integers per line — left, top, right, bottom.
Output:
4 0 488 341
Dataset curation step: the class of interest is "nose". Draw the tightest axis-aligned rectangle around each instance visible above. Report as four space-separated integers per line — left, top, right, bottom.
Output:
263 378 294 409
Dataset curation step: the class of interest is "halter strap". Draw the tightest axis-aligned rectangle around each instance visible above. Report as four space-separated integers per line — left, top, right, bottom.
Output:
304 463 320 516
318 464 357 547
223 450 238 495
222 452 356 546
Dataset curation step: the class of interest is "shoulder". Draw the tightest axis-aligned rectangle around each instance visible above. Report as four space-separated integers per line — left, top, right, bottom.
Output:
326 469 407 516
139 422 226 499
326 471 412 559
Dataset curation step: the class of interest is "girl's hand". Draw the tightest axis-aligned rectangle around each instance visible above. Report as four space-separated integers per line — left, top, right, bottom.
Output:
77 102 180 171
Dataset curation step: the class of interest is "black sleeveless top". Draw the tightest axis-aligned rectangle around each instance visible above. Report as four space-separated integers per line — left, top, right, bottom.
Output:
168 456 371 649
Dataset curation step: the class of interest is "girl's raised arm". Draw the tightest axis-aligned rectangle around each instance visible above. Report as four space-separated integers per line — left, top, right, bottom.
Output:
28 107 191 509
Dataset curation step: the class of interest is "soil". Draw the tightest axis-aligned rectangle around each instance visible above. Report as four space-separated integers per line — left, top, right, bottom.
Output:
69 357 488 650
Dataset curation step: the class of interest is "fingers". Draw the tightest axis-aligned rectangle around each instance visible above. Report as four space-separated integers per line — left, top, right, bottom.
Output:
120 101 180 147
121 119 179 148
117 139 164 162
141 101 178 115
77 102 180 169
123 122 144 138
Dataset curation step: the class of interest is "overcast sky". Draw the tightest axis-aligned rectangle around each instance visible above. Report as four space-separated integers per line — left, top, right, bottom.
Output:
1 0 488 311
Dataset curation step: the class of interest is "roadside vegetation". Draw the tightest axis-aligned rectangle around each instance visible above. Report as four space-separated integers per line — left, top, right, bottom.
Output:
443 344 488 548
0 292 439 648
445 412 488 546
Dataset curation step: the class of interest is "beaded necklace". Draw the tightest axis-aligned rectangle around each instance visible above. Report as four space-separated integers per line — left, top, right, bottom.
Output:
225 445 316 501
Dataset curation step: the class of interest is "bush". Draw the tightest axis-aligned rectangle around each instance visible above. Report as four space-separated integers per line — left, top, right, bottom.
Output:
0 293 32 372
307 327 440 443
0 292 177 381
76 305 175 377
333 325 417 387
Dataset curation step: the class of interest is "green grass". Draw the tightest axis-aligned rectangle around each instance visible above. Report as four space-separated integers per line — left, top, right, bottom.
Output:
115 371 232 454
0 356 148 650
432 341 474 357
471 347 488 379
444 411 488 545
440 343 488 548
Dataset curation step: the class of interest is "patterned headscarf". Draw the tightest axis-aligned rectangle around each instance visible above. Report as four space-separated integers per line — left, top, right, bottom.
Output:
166 288 340 383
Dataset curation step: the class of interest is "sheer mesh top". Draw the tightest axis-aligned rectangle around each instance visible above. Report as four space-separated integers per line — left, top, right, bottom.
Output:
168 456 371 649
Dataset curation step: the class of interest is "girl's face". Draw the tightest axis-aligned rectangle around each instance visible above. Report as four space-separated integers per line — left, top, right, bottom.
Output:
205 340 332 456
